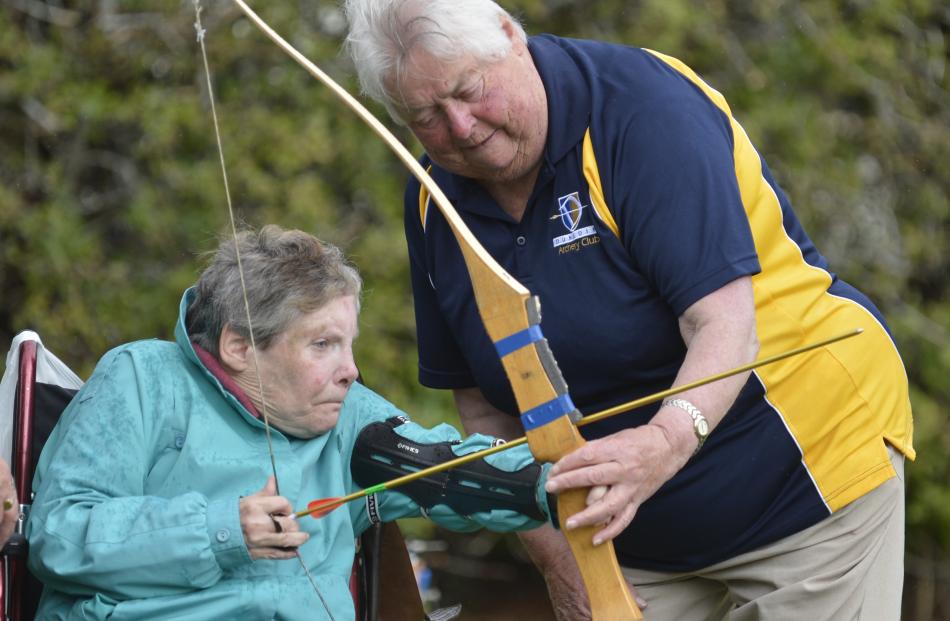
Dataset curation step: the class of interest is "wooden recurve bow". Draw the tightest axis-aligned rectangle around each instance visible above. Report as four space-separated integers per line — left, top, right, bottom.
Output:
231 2 642 618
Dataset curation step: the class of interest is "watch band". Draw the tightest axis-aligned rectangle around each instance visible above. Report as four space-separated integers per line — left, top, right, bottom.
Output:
662 398 709 455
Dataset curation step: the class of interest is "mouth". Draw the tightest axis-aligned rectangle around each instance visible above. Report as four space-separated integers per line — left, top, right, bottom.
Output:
313 400 344 413
462 129 497 150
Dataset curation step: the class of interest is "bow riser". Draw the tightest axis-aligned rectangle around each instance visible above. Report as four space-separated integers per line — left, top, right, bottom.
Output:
457 231 643 618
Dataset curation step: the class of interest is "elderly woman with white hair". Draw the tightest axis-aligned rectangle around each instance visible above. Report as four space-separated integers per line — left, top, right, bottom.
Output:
26 225 552 620
344 1 914 620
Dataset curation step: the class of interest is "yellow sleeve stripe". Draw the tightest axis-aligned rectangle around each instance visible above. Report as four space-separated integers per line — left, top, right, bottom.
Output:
418 165 433 231
644 47 914 511
582 128 620 239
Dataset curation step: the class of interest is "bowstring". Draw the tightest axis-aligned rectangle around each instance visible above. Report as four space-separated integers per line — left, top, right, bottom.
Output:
192 4 335 618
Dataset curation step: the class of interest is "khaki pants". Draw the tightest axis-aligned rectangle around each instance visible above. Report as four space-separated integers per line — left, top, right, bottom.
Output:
623 447 905 621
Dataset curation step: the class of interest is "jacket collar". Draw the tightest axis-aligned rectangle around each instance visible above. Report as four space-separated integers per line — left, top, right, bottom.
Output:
175 287 265 425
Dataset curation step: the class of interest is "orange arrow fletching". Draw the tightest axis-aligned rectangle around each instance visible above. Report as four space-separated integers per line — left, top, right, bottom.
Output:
298 484 386 519
303 497 344 519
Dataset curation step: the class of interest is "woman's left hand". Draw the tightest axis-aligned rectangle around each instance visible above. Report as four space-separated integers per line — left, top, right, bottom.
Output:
544 424 691 545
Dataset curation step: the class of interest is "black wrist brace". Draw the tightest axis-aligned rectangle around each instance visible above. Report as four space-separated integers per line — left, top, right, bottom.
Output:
352 417 546 522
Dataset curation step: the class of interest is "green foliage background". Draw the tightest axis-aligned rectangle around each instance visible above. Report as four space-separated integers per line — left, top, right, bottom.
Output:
1 1 946 617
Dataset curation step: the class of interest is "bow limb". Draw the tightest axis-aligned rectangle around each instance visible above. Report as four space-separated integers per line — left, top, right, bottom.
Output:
231 2 641 618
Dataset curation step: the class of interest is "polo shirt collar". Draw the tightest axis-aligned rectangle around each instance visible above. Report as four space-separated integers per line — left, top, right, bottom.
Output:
529 35 591 166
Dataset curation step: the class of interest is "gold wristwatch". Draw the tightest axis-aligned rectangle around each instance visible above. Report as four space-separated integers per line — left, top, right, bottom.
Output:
663 398 709 454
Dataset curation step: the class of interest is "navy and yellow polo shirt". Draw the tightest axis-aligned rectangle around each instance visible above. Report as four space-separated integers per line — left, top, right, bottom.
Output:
403 35 914 571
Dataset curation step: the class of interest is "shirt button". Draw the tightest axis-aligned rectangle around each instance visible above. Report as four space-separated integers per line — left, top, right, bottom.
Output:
215 528 230 543
174 434 185 449
516 235 527 246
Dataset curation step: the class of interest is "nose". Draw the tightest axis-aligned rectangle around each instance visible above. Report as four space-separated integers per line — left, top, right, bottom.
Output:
338 349 359 386
444 102 476 141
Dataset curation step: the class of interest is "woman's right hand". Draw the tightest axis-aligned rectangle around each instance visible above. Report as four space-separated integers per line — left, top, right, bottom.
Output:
239 476 309 560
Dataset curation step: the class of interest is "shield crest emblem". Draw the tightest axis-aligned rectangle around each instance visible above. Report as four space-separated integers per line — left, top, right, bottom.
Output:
557 192 584 231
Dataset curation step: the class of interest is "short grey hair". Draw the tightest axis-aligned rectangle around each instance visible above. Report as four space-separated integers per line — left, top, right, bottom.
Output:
343 0 526 120
187 225 362 355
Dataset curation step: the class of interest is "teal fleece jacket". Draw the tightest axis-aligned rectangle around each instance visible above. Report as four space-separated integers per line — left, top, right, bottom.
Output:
27 290 548 620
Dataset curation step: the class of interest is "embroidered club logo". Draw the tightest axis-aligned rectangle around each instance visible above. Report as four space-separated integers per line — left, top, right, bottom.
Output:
552 191 597 250
558 192 584 231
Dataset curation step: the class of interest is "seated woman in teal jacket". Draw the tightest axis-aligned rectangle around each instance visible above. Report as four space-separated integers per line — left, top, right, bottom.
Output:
27 225 551 620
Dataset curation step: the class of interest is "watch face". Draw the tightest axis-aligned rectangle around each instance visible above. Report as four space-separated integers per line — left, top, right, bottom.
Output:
696 418 710 437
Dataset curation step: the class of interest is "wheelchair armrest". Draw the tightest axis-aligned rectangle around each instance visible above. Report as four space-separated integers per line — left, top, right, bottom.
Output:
1 532 27 557
1 504 30 557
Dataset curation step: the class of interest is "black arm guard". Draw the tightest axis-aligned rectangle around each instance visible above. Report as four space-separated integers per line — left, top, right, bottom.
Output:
352 417 547 522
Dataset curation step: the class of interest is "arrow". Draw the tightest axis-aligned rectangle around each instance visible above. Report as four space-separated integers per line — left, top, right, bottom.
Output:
549 206 588 220
295 328 862 519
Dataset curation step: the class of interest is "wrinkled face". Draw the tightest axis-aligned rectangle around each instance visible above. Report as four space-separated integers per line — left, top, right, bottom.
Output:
390 30 548 184
252 295 360 438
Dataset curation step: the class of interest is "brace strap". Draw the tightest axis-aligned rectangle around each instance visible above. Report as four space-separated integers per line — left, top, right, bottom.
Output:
352 418 547 521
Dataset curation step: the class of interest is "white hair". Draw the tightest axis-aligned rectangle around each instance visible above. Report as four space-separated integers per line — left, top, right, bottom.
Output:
343 0 526 121
187 226 362 355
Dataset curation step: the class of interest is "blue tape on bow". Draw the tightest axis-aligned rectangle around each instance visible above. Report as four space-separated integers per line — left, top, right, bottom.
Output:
520 394 577 430
494 325 544 357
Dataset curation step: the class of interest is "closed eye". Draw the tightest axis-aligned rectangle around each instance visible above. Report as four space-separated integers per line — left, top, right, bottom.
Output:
413 114 438 129
459 77 484 101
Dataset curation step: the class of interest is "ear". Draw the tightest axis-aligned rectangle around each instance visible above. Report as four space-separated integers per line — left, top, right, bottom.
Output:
218 325 252 373
500 16 522 49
